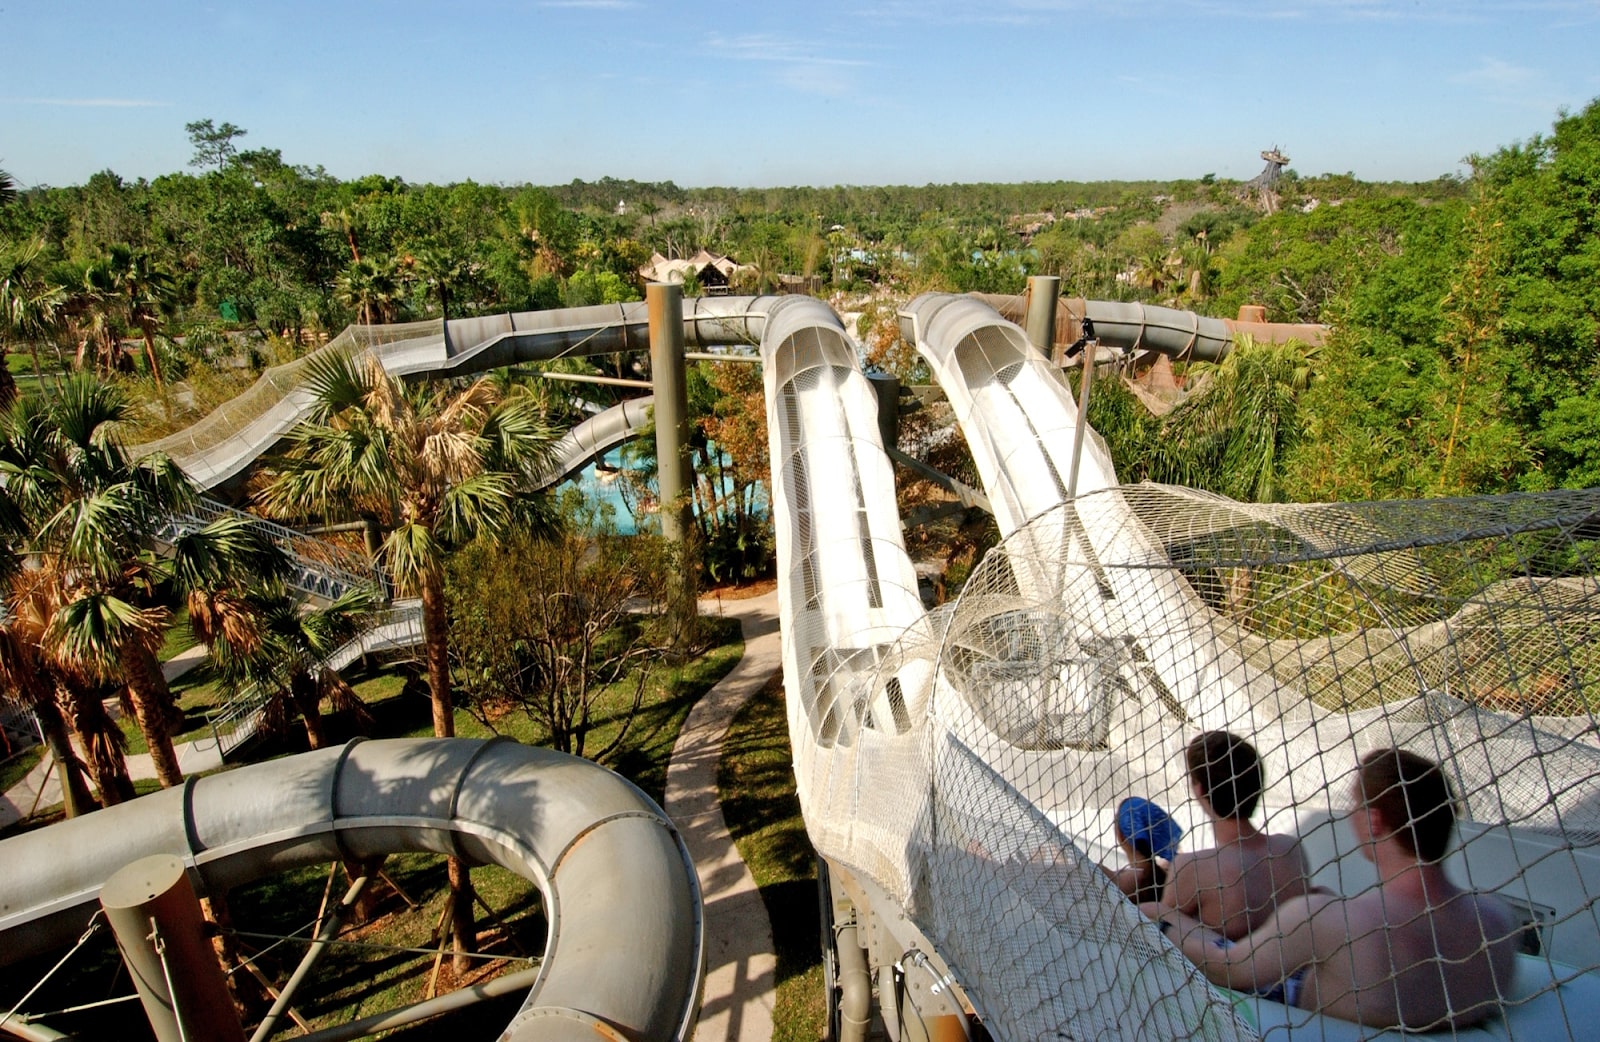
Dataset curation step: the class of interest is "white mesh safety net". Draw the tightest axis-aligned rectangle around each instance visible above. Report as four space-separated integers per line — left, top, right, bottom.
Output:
788 485 1600 1041
133 320 445 471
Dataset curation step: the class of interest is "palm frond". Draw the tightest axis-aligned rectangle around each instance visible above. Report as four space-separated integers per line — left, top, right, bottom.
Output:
46 592 166 681
482 393 559 478
436 472 515 546
302 349 376 422
51 373 129 453
168 514 291 592
186 587 265 656
39 486 142 578
382 521 442 594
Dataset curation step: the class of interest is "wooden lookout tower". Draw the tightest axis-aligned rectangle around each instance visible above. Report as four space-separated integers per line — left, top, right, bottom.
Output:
1242 147 1290 213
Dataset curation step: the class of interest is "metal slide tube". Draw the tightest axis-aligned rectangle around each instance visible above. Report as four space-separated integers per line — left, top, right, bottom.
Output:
146 297 786 490
976 293 1326 361
0 739 703 1042
295 966 543 1042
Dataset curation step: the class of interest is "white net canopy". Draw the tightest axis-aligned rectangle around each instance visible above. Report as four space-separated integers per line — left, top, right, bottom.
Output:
133 320 444 469
791 484 1600 1040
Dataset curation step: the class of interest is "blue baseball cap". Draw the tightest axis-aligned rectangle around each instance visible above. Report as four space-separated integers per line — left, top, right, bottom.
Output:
1117 797 1182 862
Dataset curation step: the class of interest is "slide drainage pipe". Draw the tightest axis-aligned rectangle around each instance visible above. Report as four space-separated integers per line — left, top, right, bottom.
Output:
0 738 704 1042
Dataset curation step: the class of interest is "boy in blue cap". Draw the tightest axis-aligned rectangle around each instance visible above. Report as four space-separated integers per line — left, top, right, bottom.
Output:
1105 796 1182 903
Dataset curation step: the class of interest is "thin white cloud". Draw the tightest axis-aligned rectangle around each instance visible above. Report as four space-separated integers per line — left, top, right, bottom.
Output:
705 34 869 68
1453 57 1539 89
3 97 170 108
704 33 869 97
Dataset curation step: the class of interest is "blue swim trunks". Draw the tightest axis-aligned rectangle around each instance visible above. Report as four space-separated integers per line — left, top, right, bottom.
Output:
1213 937 1307 1007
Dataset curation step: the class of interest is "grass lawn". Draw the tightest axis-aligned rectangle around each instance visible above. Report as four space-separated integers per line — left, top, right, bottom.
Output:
158 603 195 661
0 744 43 793
718 671 827 1042
394 614 745 808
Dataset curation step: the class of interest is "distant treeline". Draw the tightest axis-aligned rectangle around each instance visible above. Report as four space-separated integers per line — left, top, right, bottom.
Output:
0 99 1595 502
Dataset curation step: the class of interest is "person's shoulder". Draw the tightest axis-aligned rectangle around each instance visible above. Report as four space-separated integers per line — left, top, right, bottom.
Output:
1265 831 1304 857
1467 889 1521 939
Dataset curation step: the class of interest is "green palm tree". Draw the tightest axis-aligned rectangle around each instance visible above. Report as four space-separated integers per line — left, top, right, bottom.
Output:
1148 334 1318 503
0 594 100 817
335 255 401 326
404 241 469 320
258 350 556 970
103 245 174 391
61 257 120 377
208 583 381 750
3 564 136 808
4 376 287 789
0 236 67 403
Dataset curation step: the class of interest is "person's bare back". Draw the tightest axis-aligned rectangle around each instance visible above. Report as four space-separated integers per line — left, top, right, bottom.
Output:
1164 829 1310 939
1154 748 1524 1031
1162 732 1311 939
1260 882 1519 1028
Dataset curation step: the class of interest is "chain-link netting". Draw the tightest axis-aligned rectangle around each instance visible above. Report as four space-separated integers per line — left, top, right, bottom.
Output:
790 484 1600 1040
132 320 444 470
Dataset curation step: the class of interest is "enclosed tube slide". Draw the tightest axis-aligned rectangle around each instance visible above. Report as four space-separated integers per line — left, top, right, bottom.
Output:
138 299 783 490
975 293 1327 362
0 738 703 1042
898 293 1262 732
757 295 927 751
536 395 655 489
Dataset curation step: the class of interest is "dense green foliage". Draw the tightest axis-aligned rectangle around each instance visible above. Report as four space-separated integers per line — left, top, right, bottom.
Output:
3 100 1599 503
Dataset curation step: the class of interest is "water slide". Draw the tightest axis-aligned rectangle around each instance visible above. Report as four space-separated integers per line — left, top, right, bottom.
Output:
135 303 766 490
0 738 703 1041
8 295 1600 1040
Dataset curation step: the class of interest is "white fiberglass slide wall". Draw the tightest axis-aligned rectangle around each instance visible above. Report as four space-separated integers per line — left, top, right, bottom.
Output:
758 297 942 899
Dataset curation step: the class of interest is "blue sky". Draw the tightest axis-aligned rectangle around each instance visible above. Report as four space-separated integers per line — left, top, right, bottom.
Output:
4 1 1598 189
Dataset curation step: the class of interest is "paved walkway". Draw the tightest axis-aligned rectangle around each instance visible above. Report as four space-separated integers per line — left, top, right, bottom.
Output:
0 647 222 829
664 589 782 1042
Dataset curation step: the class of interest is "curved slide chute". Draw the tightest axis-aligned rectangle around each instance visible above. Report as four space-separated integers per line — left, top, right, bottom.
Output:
536 395 655 490
17 292 1597 1040
136 300 778 490
0 737 703 1042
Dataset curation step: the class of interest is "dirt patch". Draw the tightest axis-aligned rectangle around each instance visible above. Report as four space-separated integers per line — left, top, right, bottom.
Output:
704 578 777 600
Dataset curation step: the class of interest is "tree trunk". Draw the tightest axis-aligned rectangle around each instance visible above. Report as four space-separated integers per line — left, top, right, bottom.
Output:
35 695 96 817
420 568 476 971
139 324 165 391
121 646 185 788
420 569 454 739
201 891 268 1020
58 679 135 805
288 672 327 750
448 855 478 976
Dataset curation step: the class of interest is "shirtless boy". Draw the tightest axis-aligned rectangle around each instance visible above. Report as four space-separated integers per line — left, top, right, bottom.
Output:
1157 731 1310 940
1147 748 1520 1030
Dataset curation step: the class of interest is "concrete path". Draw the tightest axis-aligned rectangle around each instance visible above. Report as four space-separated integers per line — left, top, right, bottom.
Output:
0 647 223 829
664 589 782 1042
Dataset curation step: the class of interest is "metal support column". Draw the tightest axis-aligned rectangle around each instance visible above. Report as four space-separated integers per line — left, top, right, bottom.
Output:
647 282 698 642
866 371 901 454
100 854 245 1042
1023 275 1061 358
1065 337 1099 501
